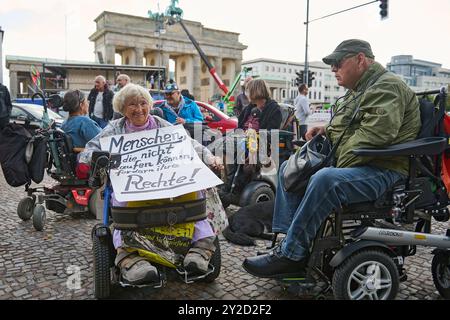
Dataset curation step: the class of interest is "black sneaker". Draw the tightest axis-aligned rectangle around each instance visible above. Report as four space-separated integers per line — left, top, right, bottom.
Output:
243 246 307 279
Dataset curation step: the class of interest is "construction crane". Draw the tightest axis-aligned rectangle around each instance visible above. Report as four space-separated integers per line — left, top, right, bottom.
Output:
150 0 244 114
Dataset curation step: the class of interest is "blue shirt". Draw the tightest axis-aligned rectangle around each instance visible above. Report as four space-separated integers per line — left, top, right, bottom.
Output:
160 97 204 124
61 115 102 148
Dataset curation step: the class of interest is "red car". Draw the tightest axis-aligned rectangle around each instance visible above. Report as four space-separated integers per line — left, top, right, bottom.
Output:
154 100 237 134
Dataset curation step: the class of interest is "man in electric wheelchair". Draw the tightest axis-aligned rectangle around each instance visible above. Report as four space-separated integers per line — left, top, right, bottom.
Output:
79 84 223 286
243 39 427 287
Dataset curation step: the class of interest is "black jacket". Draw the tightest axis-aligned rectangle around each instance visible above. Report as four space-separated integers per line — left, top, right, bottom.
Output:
0 83 13 119
88 88 114 121
234 92 250 116
238 99 282 130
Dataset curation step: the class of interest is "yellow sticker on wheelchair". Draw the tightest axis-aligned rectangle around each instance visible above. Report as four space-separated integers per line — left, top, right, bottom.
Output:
125 248 177 269
146 222 196 239
124 222 196 268
142 222 195 255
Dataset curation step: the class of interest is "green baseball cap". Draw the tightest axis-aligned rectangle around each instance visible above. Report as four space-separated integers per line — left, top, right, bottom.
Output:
322 39 375 65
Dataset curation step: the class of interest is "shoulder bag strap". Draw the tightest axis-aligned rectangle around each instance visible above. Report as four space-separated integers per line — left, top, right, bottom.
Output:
326 70 389 160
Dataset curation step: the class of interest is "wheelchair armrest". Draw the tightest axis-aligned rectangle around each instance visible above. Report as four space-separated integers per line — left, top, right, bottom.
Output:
266 129 295 137
352 137 447 157
278 130 295 137
91 151 122 170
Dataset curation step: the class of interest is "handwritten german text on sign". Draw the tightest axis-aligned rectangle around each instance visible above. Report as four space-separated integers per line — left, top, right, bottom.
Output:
99 125 223 202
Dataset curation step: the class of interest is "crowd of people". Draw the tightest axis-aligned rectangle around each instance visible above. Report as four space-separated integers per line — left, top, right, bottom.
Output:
0 38 424 287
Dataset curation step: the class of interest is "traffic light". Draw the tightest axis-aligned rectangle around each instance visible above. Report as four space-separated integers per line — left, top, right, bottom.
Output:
307 71 315 87
295 71 304 87
379 0 388 19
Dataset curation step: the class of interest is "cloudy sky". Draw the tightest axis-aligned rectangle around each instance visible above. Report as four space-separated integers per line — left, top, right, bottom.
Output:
1 0 450 86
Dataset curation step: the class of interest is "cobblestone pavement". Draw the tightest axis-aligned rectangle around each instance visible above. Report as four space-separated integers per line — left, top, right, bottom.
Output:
0 170 446 300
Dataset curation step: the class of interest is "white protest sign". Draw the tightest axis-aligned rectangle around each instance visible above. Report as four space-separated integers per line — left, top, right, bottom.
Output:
99 125 223 202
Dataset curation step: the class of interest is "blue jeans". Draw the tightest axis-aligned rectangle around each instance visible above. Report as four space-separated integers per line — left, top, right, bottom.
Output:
273 162 404 261
91 115 109 129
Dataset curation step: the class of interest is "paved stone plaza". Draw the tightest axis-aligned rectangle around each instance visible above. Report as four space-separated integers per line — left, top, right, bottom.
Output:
0 170 445 300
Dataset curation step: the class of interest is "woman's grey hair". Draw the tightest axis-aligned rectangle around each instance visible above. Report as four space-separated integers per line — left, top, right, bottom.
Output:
113 83 153 114
63 90 86 113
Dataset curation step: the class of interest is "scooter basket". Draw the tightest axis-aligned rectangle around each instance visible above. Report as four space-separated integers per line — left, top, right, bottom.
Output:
111 198 207 230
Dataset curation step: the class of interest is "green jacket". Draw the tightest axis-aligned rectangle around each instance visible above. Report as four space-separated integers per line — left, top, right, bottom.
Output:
325 62 421 176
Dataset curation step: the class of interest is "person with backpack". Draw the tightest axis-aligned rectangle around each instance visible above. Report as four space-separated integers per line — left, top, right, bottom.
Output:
0 83 13 130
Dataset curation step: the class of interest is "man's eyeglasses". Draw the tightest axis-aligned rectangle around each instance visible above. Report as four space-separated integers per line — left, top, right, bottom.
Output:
331 54 357 70
164 92 175 97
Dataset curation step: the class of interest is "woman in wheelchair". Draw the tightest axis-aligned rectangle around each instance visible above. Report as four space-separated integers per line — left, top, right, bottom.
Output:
237 79 282 132
243 39 422 280
218 79 282 196
61 90 102 154
79 84 223 285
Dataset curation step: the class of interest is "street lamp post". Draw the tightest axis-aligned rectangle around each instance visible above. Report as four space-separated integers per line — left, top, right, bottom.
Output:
304 0 310 86
303 0 382 88
153 13 167 92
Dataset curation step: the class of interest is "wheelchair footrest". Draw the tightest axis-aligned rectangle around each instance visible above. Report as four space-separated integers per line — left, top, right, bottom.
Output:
279 275 331 299
176 264 215 284
119 278 164 289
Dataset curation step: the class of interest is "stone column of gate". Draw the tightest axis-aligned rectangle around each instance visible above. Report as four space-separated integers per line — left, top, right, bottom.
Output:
134 47 144 66
105 45 116 65
161 53 171 82
192 55 201 101
9 71 17 99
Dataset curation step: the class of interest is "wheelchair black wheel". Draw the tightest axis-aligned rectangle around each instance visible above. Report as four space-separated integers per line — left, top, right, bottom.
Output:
32 204 46 231
332 249 399 300
239 183 274 208
431 251 450 299
17 197 35 221
92 233 113 299
203 237 221 283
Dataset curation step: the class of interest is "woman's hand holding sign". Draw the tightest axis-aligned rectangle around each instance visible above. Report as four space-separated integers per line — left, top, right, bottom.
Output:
207 155 224 172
